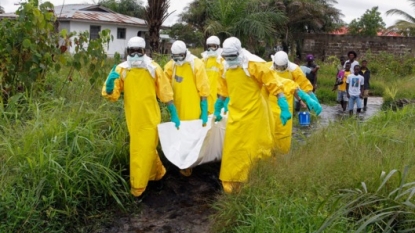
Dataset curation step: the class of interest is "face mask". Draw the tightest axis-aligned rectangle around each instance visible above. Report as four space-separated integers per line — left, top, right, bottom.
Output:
175 60 186 66
223 53 241 68
225 58 241 68
127 54 146 68
207 50 217 57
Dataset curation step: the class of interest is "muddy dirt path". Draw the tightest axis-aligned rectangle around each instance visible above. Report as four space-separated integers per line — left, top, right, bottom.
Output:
96 163 222 233
96 97 383 233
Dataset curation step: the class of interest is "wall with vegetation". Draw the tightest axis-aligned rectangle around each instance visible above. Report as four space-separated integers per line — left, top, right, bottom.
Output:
301 34 415 60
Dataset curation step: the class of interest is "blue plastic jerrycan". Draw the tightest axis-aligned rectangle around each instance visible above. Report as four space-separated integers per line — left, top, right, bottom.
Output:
298 111 311 126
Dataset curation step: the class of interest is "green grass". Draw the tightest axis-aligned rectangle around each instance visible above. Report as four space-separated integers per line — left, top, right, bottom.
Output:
313 55 415 106
2 51 415 232
0 65 133 232
211 105 415 232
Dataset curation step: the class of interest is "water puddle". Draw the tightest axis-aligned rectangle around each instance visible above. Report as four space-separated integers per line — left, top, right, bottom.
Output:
293 97 383 139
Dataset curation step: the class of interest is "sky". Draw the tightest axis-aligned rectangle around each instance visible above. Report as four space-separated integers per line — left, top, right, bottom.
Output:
1 0 413 27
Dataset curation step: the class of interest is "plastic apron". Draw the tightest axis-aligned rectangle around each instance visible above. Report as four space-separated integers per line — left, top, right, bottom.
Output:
219 67 273 184
266 78 298 154
204 57 221 114
172 63 201 120
123 68 166 196
266 62 311 154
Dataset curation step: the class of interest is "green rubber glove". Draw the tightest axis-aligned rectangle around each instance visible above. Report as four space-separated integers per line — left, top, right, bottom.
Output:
167 103 180 129
298 89 322 115
308 92 320 104
223 97 230 114
200 99 208 126
214 98 225 122
105 65 120 94
277 96 292 126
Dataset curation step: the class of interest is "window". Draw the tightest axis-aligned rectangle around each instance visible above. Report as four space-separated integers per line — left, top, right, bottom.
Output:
117 28 126 39
90 25 101 40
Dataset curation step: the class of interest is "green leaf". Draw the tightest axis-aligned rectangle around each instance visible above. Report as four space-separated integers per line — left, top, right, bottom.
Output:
55 63 61 72
22 39 31 48
60 29 68 38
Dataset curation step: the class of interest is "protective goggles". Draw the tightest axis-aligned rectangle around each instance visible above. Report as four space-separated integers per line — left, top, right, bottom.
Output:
273 63 288 71
207 44 219 51
171 53 186 62
127 47 145 57
222 53 239 61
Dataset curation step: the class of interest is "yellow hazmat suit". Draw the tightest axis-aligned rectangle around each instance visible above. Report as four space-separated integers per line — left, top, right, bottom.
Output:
102 61 173 197
265 61 313 154
203 56 224 114
218 62 284 193
164 59 210 120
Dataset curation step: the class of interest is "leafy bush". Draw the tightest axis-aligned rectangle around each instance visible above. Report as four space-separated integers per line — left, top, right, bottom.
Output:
0 2 117 105
0 2 60 101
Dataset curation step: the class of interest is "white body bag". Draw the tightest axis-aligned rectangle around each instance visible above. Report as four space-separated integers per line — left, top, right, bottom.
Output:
157 115 227 169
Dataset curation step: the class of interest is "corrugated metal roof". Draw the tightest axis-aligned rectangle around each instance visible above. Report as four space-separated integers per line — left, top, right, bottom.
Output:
0 4 173 28
55 4 146 26
0 13 18 18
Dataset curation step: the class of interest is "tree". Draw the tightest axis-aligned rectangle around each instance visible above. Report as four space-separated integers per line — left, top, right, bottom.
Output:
98 0 145 18
167 23 203 47
386 0 415 36
205 0 286 54
144 0 173 52
0 5 5 14
179 0 344 56
179 0 210 43
270 0 344 53
348 6 385 36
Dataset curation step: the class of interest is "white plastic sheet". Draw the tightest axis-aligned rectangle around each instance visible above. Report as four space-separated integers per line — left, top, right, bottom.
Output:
157 115 227 169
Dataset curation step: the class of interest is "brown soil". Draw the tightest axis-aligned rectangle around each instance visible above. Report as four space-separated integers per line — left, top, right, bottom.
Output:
95 162 222 233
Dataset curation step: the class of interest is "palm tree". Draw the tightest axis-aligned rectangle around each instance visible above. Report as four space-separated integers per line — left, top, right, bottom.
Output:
205 0 286 54
386 0 415 36
180 0 209 33
144 0 174 52
0 5 5 14
271 0 343 54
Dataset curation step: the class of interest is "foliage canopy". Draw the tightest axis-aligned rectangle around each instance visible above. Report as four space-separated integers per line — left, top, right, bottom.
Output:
348 6 386 36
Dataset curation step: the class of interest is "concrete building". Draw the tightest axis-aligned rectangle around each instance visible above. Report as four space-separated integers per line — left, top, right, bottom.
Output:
0 4 152 57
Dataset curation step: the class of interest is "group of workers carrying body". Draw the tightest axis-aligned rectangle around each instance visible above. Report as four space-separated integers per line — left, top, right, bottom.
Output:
102 36 322 197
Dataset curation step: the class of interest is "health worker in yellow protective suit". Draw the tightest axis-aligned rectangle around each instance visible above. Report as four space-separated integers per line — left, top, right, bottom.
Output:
201 36 226 114
213 37 292 194
164 40 210 176
102 37 181 197
266 51 322 154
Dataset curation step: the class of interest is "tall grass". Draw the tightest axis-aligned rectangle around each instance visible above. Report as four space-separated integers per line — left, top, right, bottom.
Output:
313 53 415 106
0 65 132 232
211 105 415 232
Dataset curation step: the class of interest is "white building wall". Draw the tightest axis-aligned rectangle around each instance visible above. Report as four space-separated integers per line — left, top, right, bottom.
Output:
66 21 147 57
